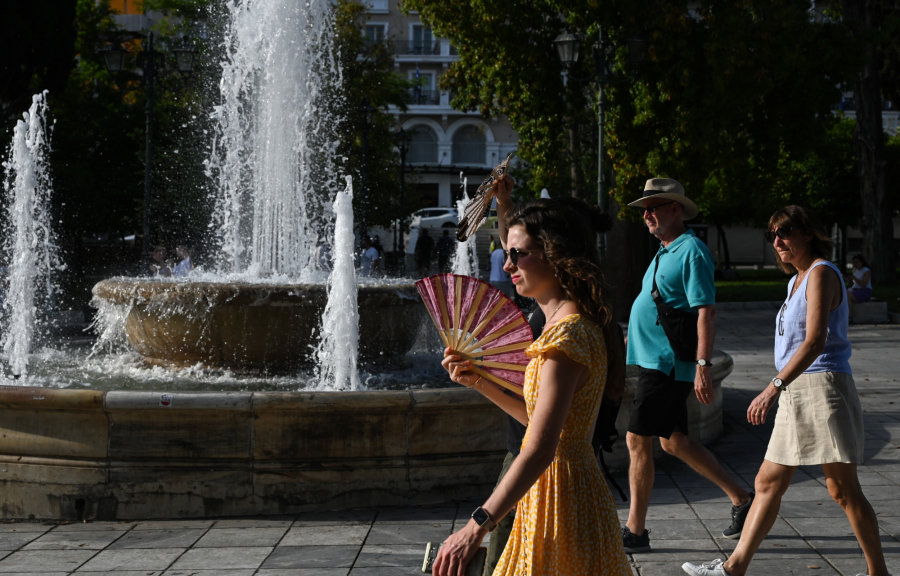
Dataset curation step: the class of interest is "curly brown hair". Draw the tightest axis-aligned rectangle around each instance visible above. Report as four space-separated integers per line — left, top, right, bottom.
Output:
505 198 624 401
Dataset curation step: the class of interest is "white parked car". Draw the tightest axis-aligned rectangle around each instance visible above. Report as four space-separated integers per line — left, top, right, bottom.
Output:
411 207 458 229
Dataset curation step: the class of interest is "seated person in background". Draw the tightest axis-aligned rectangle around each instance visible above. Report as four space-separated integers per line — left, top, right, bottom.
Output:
844 254 872 304
173 245 194 277
150 245 172 277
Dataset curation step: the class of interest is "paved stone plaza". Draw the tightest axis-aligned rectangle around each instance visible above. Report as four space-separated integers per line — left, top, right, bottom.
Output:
0 309 898 576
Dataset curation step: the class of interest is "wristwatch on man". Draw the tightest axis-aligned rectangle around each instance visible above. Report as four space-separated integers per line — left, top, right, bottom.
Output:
772 377 785 390
696 358 710 368
471 507 497 532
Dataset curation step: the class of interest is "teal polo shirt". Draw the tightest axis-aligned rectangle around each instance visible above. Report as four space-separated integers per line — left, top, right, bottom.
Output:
626 229 716 382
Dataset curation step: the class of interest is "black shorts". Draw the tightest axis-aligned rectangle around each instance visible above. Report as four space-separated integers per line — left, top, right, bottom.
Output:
627 368 693 439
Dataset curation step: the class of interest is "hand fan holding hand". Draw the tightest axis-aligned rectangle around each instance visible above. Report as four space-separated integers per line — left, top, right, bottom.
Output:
415 274 533 395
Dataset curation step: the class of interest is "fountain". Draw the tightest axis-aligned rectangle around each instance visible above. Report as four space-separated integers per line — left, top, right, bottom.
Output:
0 0 734 520
1 91 61 378
451 180 479 276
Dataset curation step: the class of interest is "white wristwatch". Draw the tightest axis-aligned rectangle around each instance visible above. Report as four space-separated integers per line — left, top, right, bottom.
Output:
772 377 785 389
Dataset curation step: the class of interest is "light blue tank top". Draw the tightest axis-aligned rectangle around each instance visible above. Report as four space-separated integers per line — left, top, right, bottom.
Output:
774 260 852 375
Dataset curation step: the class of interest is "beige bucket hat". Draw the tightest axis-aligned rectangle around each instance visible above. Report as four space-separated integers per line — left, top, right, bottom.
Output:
627 178 698 220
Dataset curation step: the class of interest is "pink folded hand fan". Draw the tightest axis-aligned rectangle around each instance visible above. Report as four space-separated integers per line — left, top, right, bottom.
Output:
414 274 533 394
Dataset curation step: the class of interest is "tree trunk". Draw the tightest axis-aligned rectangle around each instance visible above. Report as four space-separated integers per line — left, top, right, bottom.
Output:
604 197 651 323
841 0 897 283
716 223 732 269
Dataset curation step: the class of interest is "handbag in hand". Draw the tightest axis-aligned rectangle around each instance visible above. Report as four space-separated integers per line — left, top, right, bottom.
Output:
650 252 699 362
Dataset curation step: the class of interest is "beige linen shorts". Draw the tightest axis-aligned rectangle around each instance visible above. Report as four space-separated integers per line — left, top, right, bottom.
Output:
765 372 864 467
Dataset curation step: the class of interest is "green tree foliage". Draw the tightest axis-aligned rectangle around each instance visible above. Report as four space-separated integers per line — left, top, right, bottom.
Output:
769 117 860 229
142 0 416 236
406 0 861 230
333 0 416 233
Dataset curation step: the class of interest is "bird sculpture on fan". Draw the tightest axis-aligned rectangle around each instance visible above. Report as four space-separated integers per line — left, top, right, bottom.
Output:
456 153 513 242
414 273 533 393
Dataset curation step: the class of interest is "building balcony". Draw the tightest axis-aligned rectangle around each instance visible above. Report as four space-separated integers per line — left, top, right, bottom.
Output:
393 40 441 56
409 89 441 106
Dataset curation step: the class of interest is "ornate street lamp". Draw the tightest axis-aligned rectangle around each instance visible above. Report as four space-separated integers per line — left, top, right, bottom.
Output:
553 27 647 264
100 43 127 74
100 33 195 272
553 32 582 69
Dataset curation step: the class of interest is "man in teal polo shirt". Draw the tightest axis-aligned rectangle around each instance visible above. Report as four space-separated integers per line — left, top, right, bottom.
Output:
621 179 754 554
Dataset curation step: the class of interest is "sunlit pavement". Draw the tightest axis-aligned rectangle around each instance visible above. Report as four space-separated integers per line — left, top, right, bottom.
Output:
0 309 897 575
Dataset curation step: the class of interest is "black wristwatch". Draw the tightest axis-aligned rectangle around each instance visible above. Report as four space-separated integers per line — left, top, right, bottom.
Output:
471 507 497 532
772 377 785 390
696 358 710 368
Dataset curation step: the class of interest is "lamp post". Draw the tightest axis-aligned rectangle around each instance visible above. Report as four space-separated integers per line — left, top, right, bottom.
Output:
100 33 195 272
553 29 647 210
360 100 377 239
553 28 647 263
394 128 411 270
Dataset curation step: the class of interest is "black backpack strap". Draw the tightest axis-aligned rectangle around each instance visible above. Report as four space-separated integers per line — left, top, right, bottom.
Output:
598 449 628 502
651 251 662 300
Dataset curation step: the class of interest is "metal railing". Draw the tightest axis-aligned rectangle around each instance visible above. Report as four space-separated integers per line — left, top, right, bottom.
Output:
393 40 441 55
409 89 441 105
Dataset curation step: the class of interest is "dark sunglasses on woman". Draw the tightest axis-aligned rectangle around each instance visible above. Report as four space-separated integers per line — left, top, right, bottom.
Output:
505 247 541 266
764 226 796 243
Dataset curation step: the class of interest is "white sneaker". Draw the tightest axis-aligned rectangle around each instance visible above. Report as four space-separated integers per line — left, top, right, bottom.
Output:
682 559 732 576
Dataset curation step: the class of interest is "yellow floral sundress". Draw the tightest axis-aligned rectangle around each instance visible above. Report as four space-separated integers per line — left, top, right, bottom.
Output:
493 314 632 576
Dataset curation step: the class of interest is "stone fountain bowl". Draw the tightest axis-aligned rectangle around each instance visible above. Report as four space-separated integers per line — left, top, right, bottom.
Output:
0 351 732 519
92 279 426 371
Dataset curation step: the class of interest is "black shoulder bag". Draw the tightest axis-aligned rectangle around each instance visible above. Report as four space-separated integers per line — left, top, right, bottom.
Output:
651 252 699 362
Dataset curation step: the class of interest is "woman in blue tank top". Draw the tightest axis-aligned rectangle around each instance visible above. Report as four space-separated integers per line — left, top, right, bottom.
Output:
683 206 889 576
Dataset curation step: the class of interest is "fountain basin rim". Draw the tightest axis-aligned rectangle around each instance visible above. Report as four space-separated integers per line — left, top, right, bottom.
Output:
0 385 494 412
93 278 421 307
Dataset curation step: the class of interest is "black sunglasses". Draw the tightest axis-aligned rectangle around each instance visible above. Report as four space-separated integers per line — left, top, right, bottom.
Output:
505 247 541 266
638 201 676 216
764 226 796 243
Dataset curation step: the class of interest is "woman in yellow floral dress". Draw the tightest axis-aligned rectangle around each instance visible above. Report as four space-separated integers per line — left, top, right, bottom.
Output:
435 195 632 576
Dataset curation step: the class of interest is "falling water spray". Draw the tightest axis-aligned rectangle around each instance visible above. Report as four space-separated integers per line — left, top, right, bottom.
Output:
1 92 60 377
316 176 360 390
207 0 343 278
451 176 479 276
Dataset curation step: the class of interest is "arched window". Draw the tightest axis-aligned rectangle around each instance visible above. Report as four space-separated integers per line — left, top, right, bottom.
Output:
452 125 486 165
407 126 438 164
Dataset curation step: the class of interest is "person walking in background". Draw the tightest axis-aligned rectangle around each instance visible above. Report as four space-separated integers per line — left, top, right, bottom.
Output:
360 236 380 278
437 229 455 272
414 228 433 277
682 206 889 576
489 245 511 298
488 234 497 254
624 178 753 553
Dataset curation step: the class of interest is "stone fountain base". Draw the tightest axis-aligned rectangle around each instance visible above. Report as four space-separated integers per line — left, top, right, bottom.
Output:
92 279 425 371
0 352 732 520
